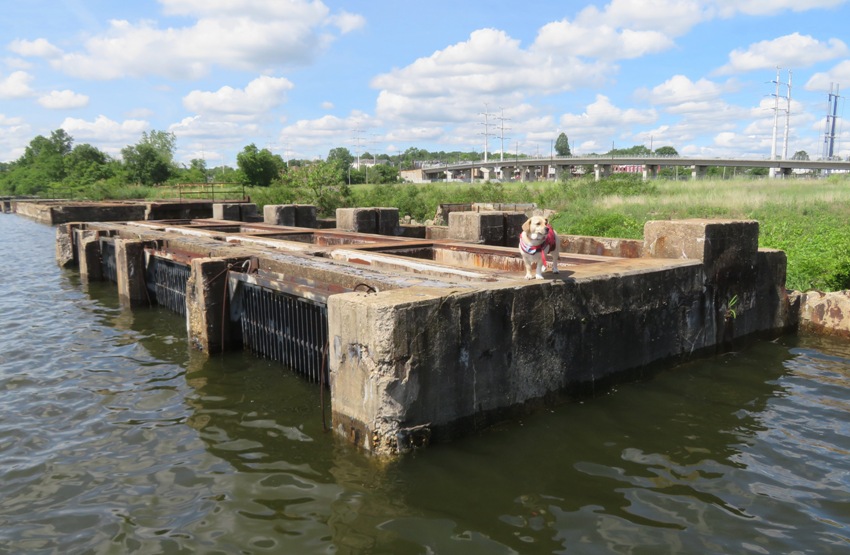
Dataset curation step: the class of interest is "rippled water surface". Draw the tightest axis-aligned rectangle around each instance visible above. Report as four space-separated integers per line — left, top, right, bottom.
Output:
1 214 849 554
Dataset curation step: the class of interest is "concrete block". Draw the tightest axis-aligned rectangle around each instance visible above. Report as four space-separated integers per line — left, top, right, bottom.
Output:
448 211 505 245
213 203 243 221
643 219 759 280
264 204 296 226
294 205 318 228
336 208 377 233
375 207 399 235
503 212 528 248
55 224 76 268
796 290 850 339
76 230 102 283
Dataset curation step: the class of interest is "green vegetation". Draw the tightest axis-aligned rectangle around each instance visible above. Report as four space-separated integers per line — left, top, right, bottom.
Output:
2 128 847 292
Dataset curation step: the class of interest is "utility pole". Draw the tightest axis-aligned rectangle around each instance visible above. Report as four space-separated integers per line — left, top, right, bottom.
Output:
782 71 792 162
479 103 494 162
769 67 780 178
497 107 511 162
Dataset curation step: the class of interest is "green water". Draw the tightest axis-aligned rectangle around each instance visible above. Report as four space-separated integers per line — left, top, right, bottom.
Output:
1 214 849 554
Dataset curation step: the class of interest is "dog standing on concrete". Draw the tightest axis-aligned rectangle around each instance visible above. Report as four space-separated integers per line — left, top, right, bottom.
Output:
519 215 560 279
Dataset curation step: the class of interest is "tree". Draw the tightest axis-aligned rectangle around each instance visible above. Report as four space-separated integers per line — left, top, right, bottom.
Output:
64 143 114 185
654 146 678 156
327 147 354 172
237 144 286 187
554 132 571 156
792 150 809 161
121 130 178 186
279 160 349 216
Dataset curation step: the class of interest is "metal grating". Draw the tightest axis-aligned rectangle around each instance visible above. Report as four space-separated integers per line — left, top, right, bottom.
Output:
239 283 329 384
145 256 191 315
100 240 117 283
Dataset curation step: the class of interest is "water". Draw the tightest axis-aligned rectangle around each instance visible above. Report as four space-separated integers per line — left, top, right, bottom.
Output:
1 214 849 555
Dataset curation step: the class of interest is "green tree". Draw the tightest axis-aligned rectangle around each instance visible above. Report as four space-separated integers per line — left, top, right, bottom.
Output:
64 143 114 185
122 142 172 185
121 130 177 186
792 150 809 160
327 147 355 172
279 160 349 216
237 144 286 187
654 146 679 156
554 132 571 156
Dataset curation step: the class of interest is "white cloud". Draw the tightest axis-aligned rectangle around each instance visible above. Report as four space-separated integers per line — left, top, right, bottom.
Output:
0 71 34 99
710 0 846 17
14 1 360 80
183 76 293 118
327 10 366 34
372 28 612 125
805 59 850 91
8 38 63 59
559 95 657 133
716 33 848 74
59 115 149 144
38 89 90 109
639 75 725 105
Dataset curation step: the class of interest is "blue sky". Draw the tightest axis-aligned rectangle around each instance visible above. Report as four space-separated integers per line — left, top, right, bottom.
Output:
2 0 849 167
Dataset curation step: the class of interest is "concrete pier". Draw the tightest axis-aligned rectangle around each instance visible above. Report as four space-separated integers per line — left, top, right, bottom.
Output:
50 208 799 456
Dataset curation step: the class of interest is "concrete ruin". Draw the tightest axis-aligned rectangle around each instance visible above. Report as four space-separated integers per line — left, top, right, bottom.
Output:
35 195 812 457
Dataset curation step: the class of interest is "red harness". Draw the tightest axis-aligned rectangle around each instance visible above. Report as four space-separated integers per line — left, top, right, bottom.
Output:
519 226 556 261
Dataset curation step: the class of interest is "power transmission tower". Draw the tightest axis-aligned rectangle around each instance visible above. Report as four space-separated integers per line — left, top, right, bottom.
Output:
497 107 511 162
823 84 842 160
479 103 494 162
768 68 792 178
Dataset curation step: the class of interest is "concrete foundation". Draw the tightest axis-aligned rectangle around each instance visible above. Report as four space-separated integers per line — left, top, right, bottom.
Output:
52 210 819 458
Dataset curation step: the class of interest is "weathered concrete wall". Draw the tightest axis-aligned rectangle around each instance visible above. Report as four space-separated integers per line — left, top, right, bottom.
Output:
793 290 850 339
328 219 795 456
560 234 644 258
15 201 147 224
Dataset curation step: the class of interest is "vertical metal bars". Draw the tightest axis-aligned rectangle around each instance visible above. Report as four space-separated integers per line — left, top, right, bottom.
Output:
145 256 191 315
238 283 329 383
100 239 117 283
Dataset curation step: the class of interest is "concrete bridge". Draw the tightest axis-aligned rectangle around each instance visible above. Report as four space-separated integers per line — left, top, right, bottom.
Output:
418 156 850 182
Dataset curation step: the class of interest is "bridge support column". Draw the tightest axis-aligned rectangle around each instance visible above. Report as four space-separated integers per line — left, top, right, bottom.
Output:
642 164 658 182
691 165 707 180
594 164 612 181
554 165 571 180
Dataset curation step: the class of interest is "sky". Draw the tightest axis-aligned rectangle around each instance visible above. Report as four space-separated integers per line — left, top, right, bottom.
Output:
1 0 849 168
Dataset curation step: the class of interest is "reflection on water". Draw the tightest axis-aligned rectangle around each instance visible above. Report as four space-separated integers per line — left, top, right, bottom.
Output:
1 214 849 554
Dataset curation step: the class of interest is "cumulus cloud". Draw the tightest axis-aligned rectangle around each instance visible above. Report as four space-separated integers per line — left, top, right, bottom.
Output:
0 71 34 99
8 38 63 58
716 33 848 74
183 76 294 117
638 75 725 106
372 28 612 124
38 89 90 109
59 115 149 143
806 59 850 91
14 1 361 80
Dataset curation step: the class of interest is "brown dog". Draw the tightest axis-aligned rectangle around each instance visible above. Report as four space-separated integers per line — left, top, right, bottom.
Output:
519 216 560 279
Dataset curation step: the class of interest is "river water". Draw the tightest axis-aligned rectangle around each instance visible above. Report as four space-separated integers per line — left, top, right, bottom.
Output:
1 214 849 555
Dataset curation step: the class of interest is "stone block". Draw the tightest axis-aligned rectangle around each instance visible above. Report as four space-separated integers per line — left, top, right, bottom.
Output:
264 204 296 226
336 208 377 233
643 219 759 280
504 212 528 248
448 211 505 245
294 205 318 228
213 203 243 221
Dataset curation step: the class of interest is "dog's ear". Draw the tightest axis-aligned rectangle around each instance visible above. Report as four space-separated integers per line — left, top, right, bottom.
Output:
522 219 530 233
544 218 549 226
